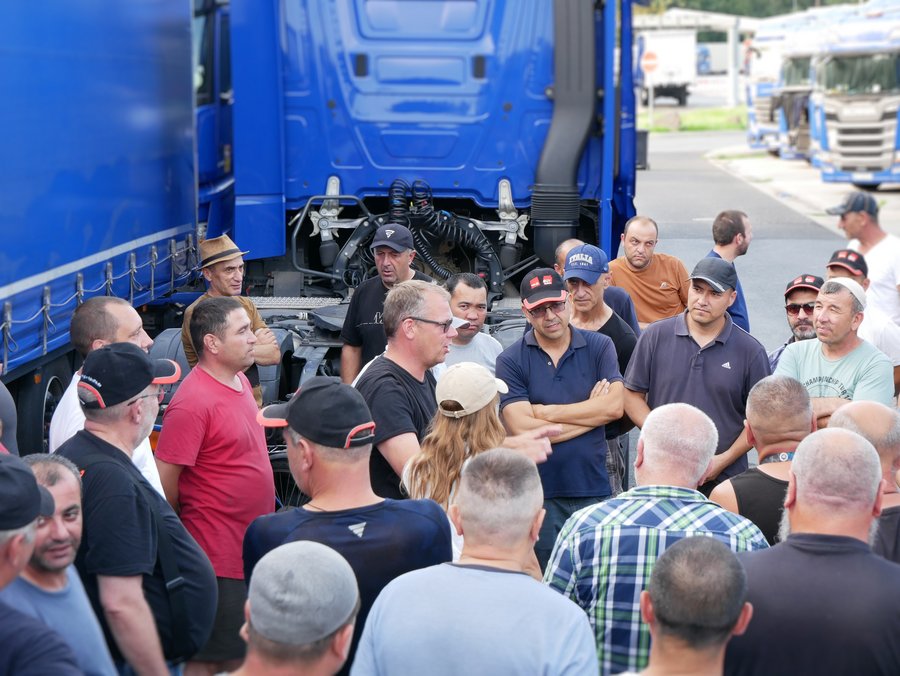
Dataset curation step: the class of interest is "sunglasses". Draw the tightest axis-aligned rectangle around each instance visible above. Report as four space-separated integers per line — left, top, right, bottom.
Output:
785 303 815 316
407 316 455 333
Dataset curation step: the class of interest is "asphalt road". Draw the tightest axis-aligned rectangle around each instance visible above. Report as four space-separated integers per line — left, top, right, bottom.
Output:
631 130 843 353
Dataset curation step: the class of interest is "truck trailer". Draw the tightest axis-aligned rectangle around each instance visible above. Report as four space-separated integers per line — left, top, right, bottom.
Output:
1 0 638 452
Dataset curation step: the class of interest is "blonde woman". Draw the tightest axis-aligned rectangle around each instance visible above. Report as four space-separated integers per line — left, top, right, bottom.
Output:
403 362 507 557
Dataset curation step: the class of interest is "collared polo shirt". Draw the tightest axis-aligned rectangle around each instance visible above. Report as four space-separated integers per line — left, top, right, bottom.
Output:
624 312 771 478
497 326 622 498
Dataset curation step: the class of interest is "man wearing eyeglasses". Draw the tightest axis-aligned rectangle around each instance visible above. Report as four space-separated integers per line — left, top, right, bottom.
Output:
58 342 218 673
768 274 823 371
496 268 624 570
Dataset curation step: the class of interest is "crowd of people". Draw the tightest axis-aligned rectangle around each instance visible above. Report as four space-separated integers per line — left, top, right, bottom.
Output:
1 189 899 675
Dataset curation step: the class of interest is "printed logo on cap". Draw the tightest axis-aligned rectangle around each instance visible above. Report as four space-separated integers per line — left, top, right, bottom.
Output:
385 229 395 237
569 253 593 265
542 275 553 285
529 277 541 289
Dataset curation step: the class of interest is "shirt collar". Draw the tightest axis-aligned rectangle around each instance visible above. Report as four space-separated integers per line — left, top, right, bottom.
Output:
621 484 709 502
674 310 734 344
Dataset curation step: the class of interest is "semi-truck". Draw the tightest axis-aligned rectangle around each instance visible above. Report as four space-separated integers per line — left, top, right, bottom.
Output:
814 4 900 188
1 0 637 452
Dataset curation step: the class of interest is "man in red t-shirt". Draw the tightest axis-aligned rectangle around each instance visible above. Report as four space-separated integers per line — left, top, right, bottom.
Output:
156 296 275 675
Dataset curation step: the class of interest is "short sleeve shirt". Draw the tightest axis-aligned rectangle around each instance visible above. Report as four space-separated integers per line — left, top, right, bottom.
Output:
624 312 771 478
850 234 900 323
609 253 690 324
774 337 894 406
58 431 217 662
341 271 433 366
0 602 81 676
497 327 623 498
444 331 504 375
707 250 750 333
355 356 438 499
156 368 275 578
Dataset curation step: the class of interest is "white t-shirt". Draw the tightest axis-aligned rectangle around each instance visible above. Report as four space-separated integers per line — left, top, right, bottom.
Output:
859 306 900 367
850 235 900 324
432 331 504 381
48 375 165 495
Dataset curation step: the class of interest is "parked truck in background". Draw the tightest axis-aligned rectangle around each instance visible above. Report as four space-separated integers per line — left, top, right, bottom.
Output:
1 0 638 451
814 5 900 189
636 30 696 106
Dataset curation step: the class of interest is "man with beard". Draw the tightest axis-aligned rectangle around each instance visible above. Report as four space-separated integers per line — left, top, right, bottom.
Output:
724 428 900 676
0 454 117 675
706 210 753 333
768 274 822 371
774 278 894 426
608 216 690 328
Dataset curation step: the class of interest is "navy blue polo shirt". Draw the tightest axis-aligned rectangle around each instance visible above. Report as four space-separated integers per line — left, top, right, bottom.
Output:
624 312 771 479
497 327 622 498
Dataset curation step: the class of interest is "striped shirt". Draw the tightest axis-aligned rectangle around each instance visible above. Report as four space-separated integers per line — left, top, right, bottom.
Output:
543 485 768 675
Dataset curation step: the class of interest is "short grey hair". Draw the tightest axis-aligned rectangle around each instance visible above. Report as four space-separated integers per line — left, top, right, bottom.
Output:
0 520 37 548
820 280 864 314
23 454 82 491
830 402 900 467
640 404 718 483
382 280 447 340
454 448 543 547
791 428 881 511
746 376 812 437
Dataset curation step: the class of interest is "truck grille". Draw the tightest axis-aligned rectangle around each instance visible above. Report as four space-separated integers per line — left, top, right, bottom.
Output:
251 296 343 310
824 96 899 173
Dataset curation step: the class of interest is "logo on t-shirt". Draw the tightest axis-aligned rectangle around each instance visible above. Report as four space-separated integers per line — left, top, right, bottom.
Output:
722 362 732 369
660 281 670 289
348 522 366 538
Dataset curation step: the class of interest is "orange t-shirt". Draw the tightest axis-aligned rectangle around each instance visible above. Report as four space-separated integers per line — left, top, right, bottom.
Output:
609 253 689 324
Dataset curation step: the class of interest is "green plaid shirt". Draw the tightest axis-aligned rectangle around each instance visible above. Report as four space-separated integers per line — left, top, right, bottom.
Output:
543 485 768 675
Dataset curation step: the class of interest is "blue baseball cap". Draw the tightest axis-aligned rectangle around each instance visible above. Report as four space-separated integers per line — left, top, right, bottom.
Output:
564 244 609 286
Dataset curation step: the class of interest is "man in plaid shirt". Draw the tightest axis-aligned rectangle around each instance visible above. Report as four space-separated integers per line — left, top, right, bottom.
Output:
544 403 767 675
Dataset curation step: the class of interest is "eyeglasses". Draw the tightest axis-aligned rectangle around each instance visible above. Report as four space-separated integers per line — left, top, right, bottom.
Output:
127 388 166 406
525 300 567 318
785 303 815 316
407 316 454 333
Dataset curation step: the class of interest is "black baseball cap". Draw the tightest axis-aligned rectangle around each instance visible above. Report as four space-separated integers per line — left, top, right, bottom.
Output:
520 268 567 311
0 454 55 530
689 258 737 293
825 191 878 218
827 249 868 278
784 274 824 297
258 376 376 449
78 342 181 409
370 224 414 252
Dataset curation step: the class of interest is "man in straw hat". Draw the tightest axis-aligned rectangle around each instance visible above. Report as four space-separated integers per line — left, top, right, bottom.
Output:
181 234 280 405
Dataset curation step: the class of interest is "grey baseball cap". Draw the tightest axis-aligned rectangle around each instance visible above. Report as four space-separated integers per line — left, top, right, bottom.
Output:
248 541 359 646
825 191 878 218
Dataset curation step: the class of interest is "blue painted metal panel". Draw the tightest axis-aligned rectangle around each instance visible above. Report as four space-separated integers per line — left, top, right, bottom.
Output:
0 2 196 376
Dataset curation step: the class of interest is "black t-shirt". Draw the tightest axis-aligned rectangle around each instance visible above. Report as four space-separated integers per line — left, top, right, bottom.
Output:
341 271 433 367
725 534 900 675
355 356 437 499
243 498 452 676
598 310 637 376
0 602 81 675
58 430 217 663
730 467 788 546
597 311 635 439
875 505 900 565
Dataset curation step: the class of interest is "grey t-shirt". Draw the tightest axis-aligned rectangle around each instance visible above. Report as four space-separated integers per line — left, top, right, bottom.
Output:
441 331 504 376
352 563 598 676
0 567 117 675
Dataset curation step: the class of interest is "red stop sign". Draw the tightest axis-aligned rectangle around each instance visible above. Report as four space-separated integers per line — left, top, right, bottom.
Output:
641 51 658 74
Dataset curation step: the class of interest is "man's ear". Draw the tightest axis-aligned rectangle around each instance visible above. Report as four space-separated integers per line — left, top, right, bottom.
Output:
332 622 356 662
202 332 218 356
448 503 463 536
744 419 756 448
784 471 797 510
732 602 754 637
634 439 645 470
639 590 654 626
239 600 251 642
529 508 546 544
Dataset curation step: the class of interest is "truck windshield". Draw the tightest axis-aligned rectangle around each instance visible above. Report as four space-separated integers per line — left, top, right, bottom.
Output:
821 52 900 95
782 57 811 87
193 14 214 106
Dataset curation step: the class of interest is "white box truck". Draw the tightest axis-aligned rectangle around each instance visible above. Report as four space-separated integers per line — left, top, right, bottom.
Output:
637 30 697 106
